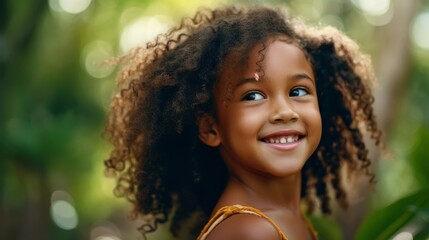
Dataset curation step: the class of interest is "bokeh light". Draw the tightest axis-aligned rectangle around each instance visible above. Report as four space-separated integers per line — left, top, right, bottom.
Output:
50 191 78 230
59 0 92 14
351 0 393 26
83 40 115 79
411 11 429 50
91 221 122 240
352 0 390 16
49 0 63 12
119 16 172 53
362 3 394 26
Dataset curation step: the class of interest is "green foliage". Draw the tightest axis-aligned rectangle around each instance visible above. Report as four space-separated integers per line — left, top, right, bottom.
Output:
410 127 429 187
356 189 429 240
355 60 429 240
310 215 342 240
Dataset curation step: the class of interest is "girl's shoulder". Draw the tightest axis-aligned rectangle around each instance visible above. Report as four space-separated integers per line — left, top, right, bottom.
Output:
197 205 286 240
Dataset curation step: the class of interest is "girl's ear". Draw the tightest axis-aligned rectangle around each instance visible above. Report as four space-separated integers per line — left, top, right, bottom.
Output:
198 113 221 147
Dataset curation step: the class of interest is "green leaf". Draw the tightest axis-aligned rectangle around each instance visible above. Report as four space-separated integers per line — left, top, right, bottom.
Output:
309 215 342 240
356 189 429 240
410 127 429 187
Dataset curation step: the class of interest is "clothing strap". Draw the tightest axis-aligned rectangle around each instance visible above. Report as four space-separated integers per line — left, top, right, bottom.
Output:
197 205 288 240
197 205 318 240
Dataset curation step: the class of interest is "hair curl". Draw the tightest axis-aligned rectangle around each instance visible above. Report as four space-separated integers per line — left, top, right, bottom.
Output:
104 5 381 238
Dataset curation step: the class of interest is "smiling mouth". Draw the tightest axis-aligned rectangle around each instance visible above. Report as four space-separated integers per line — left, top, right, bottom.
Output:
261 135 302 144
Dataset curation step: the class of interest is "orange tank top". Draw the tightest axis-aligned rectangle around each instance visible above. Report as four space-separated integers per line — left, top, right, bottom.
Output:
197 205 318 240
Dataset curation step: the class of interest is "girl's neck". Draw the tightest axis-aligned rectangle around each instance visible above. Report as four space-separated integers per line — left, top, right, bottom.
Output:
215 172 303 216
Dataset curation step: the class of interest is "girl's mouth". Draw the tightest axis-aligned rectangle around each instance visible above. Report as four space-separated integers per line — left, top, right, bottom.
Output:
262 135 300 144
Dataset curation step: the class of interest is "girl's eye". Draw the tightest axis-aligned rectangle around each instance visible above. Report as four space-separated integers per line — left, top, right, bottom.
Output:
290 87 309 97
241 91 265 101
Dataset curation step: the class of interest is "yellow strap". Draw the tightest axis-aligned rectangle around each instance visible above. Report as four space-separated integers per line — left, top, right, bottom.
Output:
197 205 288 240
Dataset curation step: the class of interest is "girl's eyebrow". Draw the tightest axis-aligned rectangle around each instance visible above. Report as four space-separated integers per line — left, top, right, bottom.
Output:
230 72 314 93
230 77 258 92
291 73 315 83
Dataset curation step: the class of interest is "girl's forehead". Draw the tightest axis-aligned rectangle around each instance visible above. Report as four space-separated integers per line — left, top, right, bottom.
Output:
216 36 309 90
221 35 301 73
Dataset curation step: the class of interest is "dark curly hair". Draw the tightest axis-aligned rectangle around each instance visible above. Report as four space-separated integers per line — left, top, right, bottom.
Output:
104 5 381 239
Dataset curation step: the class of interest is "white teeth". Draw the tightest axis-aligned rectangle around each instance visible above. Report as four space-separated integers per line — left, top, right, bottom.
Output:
265 135 300 144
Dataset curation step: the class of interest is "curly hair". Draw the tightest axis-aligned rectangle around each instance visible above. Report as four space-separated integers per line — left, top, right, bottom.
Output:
104 5 381 238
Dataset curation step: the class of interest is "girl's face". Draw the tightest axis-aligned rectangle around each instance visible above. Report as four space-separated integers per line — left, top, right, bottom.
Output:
211 37 322 178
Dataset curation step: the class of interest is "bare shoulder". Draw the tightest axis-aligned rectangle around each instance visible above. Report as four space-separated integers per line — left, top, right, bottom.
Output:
205 213 280 240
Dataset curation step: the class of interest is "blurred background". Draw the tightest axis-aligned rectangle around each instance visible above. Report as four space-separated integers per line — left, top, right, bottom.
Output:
1 0 428 239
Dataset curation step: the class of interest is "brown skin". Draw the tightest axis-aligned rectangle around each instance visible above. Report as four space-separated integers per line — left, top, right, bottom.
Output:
198 37 321 239
205 213 281 240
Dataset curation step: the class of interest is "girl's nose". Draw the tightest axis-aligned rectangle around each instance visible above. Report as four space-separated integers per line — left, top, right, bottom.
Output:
268 98 299 124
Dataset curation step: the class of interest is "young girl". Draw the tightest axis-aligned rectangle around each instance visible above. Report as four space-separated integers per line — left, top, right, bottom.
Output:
104 5 381 240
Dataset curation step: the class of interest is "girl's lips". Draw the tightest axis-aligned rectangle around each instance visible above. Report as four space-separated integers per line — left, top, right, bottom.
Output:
259 130 305 150
262 135 300 144
259 129 305 141
260 137 304 151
